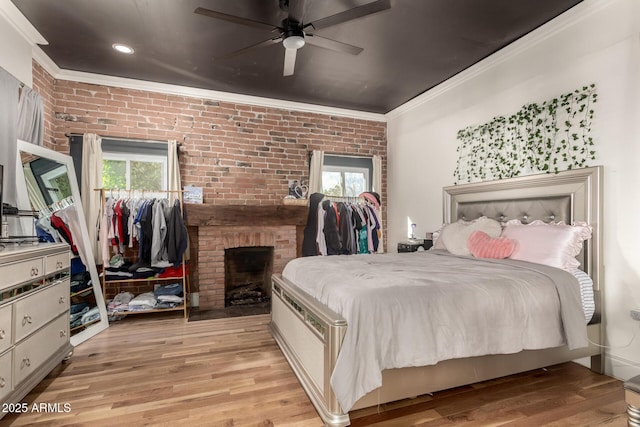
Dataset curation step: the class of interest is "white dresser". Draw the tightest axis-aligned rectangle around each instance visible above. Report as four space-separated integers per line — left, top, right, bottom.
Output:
0 243 72 417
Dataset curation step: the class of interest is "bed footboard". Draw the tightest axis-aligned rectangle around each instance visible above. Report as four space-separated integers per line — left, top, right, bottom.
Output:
270 274 349 427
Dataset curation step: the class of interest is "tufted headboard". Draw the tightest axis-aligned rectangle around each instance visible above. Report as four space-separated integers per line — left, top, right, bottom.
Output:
442 166 603 296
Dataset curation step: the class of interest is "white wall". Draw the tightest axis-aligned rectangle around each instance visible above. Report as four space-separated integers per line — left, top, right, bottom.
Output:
0 2 41 85
386 0 640 380
0 23 31 84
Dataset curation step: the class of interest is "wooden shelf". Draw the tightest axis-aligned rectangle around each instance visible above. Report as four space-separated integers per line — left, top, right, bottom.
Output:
70 287 93 298
70 317 100 332
108 305 186 316
102 276 184 284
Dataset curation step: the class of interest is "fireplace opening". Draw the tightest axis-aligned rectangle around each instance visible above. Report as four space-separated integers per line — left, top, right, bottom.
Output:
224 246 274 307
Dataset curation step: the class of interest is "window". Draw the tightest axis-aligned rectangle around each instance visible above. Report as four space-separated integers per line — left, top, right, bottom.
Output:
322 155 372 197
69 136 168 192
102 152 167 191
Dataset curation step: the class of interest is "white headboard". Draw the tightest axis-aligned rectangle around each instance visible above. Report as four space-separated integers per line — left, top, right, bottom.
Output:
442 166 603 298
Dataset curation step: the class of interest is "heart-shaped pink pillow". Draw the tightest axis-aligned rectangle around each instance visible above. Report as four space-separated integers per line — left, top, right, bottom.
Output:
467 230 515 259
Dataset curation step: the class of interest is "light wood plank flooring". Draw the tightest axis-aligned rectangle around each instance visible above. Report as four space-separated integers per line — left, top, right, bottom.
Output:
3 313 628 426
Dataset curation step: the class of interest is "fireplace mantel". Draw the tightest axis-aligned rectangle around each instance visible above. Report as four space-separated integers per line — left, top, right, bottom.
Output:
184 204 308 227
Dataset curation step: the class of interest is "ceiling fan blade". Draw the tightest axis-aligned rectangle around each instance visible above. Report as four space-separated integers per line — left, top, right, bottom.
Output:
305 34 363 55
215 37 282 61
287 0 307 24
308 0 391 30
283 48 297 76
194 7 278 31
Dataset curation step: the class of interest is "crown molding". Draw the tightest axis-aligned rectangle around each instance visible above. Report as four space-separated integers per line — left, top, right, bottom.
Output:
32 45 60 75
0 1 47 46
385 0 615 120
31 49 385 122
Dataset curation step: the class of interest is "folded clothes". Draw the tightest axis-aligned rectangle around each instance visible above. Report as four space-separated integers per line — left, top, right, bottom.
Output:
70 302 90 315
132 267 162 279
70 306 90 323
70 282 92 294
157 294 183 303
157 264 188 278
128 292 157 308
108 292 134 312
155 301 180 309
81 306 100 324
154 282 183 297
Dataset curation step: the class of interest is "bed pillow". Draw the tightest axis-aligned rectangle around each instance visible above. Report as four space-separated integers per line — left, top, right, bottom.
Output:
430 225 447 250
440 217 502 256
501 219 592 270
467 230 515 259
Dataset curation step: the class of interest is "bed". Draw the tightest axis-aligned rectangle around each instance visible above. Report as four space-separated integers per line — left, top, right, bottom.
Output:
269 166 604 427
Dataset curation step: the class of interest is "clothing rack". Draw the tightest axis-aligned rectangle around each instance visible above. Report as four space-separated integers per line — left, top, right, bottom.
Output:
322 195 363 204
96 188 190 319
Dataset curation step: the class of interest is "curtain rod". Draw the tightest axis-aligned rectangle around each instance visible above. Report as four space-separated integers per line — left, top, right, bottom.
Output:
316 151 373 160
65 133 180 146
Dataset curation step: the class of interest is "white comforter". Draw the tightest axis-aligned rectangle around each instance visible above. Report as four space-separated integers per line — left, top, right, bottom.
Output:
282 250 588 412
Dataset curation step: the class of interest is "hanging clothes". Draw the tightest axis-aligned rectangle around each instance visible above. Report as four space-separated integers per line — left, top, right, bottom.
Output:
302 194 383 257
98 192 188 269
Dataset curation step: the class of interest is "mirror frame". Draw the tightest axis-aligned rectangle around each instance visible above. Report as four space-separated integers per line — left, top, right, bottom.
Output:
16 139 109 346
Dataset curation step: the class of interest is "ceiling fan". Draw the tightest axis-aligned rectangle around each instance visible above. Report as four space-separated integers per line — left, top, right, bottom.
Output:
195 0 391 76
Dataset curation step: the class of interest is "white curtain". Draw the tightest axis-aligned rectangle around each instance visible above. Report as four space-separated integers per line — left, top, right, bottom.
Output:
308 150 324 195
81 133 103 264
17 86 44 146
372 154 382 196
167 140 181 203
0 68 19 211
372 154 384 253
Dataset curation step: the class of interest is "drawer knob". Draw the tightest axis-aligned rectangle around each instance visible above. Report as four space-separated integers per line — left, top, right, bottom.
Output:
59 296 66 304
22 315 32 326
0 329 4 339
21 357 31 368
30 267 39 277
0 377 5 388
56 261 63 269
60 330 67 338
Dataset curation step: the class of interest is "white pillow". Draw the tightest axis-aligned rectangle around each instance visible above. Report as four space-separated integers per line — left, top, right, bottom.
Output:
501 219 592 270
440 217 502 256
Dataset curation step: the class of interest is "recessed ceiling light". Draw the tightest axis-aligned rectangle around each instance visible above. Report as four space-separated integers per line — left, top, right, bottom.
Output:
112 43 134 54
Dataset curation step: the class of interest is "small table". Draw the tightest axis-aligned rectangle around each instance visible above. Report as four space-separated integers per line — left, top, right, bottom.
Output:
397 239 433 253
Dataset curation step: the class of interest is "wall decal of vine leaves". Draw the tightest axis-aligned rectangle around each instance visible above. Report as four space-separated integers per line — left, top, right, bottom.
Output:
453 84 597 184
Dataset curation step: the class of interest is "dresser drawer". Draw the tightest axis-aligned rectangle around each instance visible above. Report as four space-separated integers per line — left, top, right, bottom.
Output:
14 314 68 385
0 350 12 401
45 251 70 276
13 279 70 342
0 257 44 292
0 304 12 354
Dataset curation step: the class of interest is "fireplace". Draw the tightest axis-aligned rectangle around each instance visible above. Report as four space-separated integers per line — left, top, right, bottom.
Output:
224 246 274 307
184 204 309 311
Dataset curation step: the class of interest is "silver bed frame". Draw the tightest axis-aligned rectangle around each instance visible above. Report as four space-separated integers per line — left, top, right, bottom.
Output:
270 166 604 427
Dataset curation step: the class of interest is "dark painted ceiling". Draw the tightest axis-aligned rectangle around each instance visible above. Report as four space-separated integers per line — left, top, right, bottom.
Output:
12 0 582 114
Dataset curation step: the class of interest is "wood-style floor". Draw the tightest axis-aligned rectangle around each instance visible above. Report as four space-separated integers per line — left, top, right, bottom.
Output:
3 313 628 427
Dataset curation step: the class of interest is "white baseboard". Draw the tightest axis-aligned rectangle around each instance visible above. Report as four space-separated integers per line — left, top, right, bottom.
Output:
606 352 640 381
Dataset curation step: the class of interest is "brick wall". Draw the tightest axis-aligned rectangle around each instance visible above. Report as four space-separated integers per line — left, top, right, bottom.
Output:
32 62 387 207
31 61 388 308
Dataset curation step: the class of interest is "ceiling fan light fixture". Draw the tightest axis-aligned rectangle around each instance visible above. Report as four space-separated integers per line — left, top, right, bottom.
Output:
283 35 305 50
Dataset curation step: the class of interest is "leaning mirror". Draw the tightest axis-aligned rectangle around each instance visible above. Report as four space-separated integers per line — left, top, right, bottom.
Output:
15 139 108 346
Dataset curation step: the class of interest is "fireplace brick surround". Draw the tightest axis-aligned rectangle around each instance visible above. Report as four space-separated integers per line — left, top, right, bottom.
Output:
185 204 307 310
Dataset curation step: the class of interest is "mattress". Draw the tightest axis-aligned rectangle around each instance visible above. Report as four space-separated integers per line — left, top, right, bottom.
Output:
282 250 590 412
